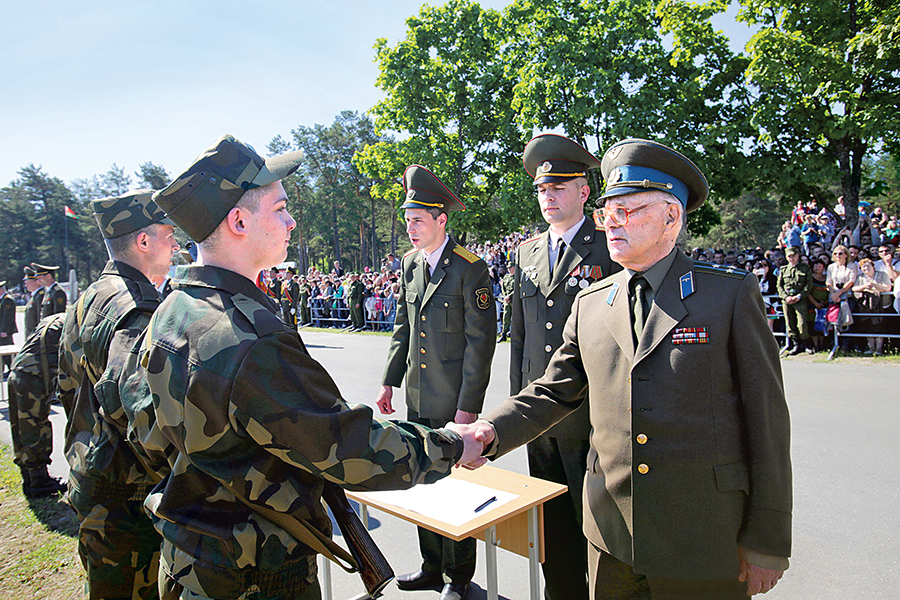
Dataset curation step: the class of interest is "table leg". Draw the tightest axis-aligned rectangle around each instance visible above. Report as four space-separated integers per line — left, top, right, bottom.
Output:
319 554 333 600
485 524 498 600
527 507 540 600
360 504 369 530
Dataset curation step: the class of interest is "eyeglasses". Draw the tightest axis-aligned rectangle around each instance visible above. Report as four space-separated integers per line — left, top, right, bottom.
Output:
593 200 669 227
833 251 845 256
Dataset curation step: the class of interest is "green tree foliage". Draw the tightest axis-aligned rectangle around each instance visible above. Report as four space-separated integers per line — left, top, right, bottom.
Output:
688 190 787 251
738 0 900 231
135 162 171 190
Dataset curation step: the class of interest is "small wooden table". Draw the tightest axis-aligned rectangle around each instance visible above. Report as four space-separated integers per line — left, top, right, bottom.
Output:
322 465 566 600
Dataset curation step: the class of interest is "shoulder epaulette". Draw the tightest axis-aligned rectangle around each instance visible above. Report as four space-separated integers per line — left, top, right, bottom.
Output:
403 248 417 259
518 235 542 248
452 245 479 263
693 261 749 280
579 275 618 296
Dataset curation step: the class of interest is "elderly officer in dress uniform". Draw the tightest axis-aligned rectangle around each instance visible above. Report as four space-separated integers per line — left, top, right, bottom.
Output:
376 165 496 600
0 280 18 374
8 313 67 498
58 189 179 600
120 135 483 600
23 266 45 337
511 133 621 600
32 263 68 318
457 139 792 599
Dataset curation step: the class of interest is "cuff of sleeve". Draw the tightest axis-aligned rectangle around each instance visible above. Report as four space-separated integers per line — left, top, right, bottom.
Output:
738 546 789 571
435 428 464 463
480 419 499 458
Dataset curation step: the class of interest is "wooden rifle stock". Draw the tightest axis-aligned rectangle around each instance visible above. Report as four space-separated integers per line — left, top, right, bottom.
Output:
322 481 395 598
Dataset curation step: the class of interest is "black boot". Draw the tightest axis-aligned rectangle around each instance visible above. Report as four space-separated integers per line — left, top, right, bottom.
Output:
24 466 67 499
19 467 31 496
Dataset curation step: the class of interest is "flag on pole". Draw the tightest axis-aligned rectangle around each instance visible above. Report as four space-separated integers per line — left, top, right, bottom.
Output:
64 206 78 219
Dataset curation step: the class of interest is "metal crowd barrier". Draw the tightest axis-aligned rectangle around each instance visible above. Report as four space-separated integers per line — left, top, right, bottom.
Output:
828 292 899 360
300 296 397 331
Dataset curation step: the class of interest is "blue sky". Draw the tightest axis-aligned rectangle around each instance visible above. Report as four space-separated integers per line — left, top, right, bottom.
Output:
0 0 754 188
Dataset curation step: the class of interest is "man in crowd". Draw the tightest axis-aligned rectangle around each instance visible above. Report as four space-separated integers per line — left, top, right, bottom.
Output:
777 246 814 355
509 133 621 600
58 190 179 599
129 135 483 600
376 165 496 600
0 280 17 375
22 266 44 337
459 138 792 599
348 272 366 331
33 264 68 318
8 313 67 498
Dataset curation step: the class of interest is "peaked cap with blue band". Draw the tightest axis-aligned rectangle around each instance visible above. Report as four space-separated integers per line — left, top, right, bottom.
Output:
523 133 601 184
400 165 466 213
153 134 305 242
600 138 709 213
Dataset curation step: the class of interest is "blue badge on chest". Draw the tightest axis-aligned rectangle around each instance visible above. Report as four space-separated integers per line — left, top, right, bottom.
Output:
679 272 694 300
606 282 619 306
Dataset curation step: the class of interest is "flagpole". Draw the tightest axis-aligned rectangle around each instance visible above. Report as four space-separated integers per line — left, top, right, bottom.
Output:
64 208 70 274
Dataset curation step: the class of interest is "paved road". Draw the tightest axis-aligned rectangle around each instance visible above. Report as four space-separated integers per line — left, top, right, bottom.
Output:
1 319 898 599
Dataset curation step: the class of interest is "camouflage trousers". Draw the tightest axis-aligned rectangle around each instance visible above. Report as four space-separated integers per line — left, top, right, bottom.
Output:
72 494 162 600
159 542 319 600
7 371 53 469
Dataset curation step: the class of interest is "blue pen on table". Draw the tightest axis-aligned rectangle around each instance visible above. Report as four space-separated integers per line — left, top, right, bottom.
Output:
474 496 497 513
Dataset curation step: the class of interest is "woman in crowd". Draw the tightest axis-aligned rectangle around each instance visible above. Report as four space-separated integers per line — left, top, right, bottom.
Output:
852 258 893 355
826 245 858 349
808 258 830 352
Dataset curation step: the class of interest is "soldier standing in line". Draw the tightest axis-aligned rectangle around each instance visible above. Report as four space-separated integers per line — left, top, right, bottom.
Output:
8 313 67 498
777 246 814 355
125 135 484 600
32 264 68 318
498 262 515 342
58 190 179 599
268 266 283 312
376 165 496 600
23 266 44 337
0 280 18 375
509 134 621 600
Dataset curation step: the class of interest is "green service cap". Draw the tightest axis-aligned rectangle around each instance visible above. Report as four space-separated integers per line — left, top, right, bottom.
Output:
600 138 709 213
523 133 601 185
785 246 800 257
153 134 304 242
91 189 174 239
23 266 37 280
400 165 466 212
30 263 60 276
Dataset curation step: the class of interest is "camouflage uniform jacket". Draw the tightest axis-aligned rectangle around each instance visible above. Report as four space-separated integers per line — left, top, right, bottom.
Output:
129 265 463 590
41 282 68 318
12 313 65 380
58 260 163 504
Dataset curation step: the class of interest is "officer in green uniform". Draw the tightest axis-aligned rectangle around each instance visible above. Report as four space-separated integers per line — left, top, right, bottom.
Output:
283 267 300 326
130 135 483 600
376 165 496 600
58 189 179 600
498 262 515 342
510 133 621 600
32 264 68 318
298 275 312 326
0 280 18 374
459 139 792 599
348 272 366 330
8 313 67 498
777 246 814 355
23 266 44 337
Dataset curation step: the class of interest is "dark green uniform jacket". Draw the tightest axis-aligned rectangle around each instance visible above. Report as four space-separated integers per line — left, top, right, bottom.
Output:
129 265 464 598
25 288 44 337
41 282 68 318
485 250 792 579
510 218 620 438
0 292 17 342
382 240 497 421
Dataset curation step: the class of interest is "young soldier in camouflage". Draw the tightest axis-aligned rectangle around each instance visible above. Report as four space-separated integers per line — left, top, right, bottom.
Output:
58 189 179 600
8 313 67 498
132 135 484 600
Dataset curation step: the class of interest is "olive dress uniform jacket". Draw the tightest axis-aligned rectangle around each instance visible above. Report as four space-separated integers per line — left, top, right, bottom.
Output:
25 288 44 337
0 292 17 343
383 240 496 422
485 250 792 579
510 218 620 437
41 282 68 318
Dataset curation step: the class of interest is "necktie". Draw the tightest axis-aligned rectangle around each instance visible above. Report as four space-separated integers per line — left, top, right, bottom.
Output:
630 275 649 345
553 240 566 275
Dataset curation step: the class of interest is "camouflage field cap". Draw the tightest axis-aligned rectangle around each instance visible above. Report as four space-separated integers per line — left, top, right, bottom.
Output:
153 134 305 242
523 133 601 185
91 189 174 239
600 138 708 213
400 165 466 212
30 263 60 276
23 265 37 280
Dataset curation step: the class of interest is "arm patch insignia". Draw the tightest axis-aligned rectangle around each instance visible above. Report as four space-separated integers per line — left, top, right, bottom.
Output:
475 287 491 310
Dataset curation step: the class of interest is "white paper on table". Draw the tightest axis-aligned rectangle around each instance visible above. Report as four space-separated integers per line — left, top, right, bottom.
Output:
355 477 518 527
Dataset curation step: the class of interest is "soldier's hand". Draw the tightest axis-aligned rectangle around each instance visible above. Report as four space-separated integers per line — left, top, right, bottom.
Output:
376 385 395 415
454 410 477 425
738 560 783 595
445 421 495 469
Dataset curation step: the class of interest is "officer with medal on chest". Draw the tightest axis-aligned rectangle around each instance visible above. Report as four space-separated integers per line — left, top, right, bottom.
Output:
511 133 621 599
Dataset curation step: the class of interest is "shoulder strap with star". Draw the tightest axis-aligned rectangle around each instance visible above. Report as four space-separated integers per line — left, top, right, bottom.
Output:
692 260 750 281
452 245 479 264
